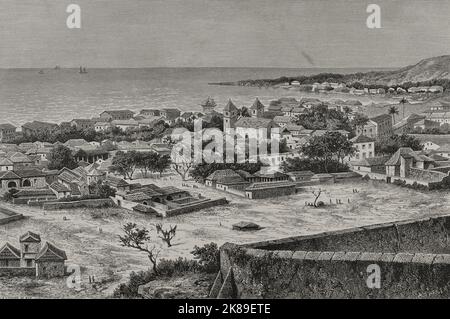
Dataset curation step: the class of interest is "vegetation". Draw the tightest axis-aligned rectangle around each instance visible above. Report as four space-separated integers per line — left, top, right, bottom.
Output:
375 134 423 155
88 180 116 198
294 104 352 132
282 157 350 174
113 241 220 298
300 131 355 172
109 151 171 180
2 188 19 202
48 145 78 170
119 223 161 274
156 224 177 247
191 162 263 181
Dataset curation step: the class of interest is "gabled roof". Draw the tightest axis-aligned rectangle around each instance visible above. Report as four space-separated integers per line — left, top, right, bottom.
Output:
159 186 186 195
123 191 154 202
50 182 71 193
19 231 41 243
245 180 296 191
234 117 276 129
0 123 16 130
105 175 129 187
14 169 46 178
36 242 67 261
350 134 375 144
385 147 434 166
0 243 21 259
0 170 20 180
370 114 392 124
0 158 13 166
224 99 239 112
250 98 265 110
101 110 134 116
6 152 33 163
206 169 240 181
22 121 58 131
352 156 390 167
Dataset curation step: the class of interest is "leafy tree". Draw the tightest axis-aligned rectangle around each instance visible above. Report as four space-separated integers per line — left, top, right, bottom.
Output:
300 131 355 172
191 242 220 273
375 134 423 155
89 180 116 198
48 145 77 170
295 104 351 132
119 223 161 275
281 157 350 174
109 151 138 179
155 154 171 177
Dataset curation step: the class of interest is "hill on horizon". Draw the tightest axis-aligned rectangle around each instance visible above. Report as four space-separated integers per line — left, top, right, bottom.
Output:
360 55 450 85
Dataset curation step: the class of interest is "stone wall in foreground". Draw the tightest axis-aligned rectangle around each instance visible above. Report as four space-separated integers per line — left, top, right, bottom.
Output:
215 213 450 299
245 214 450 254
219 244 450 298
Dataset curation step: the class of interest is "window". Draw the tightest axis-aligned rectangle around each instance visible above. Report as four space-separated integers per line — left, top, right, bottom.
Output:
24 244 29 252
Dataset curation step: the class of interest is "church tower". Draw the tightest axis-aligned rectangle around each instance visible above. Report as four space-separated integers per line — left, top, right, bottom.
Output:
223 99 239 130
250 98 265 118
201 97 217 114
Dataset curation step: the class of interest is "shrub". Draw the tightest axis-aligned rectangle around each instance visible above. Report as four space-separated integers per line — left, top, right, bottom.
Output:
157 257 200 277
191 242 220 273
112 270 155 298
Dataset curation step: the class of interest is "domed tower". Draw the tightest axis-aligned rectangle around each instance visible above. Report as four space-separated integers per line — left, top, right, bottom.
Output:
223 99 239 130
201 97 217 114
250 98 265 118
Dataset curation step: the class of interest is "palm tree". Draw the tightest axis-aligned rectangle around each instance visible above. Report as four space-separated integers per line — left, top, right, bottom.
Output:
388 106 399 124
399 97 408 119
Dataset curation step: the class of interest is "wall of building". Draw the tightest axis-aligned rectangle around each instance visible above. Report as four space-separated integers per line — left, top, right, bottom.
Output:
408 167 447 182
0 267 35 277
165 198 228 217
36 261 65 278
43 198 115 210
246 186 296 199
0 207 23 225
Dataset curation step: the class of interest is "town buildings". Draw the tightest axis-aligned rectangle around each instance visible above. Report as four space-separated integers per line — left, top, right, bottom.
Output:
99 110 135 121
0 231 67 278
0 124 17 143
22 121 59 137
349 134 375 161
355 114 393 140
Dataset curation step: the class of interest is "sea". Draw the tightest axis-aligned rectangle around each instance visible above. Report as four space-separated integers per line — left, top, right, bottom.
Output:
0 67 393 126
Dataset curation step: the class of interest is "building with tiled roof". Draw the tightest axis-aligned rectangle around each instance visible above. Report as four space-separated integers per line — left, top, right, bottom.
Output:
99 110 134 121
201 97 217 114
355 113 393 140
22 121 59 137
244 180 296 199
250 98 265 118
0 232 67 277
0 123 17 143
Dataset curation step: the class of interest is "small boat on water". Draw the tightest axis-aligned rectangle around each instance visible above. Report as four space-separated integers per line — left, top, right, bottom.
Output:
79 66 88 74
38 69 44 74
54 65 60 70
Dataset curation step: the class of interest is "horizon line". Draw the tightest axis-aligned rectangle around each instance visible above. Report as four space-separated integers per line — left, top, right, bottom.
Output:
0 66 398 70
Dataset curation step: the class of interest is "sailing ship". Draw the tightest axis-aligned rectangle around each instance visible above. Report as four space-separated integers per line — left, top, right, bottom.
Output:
79 66 88 74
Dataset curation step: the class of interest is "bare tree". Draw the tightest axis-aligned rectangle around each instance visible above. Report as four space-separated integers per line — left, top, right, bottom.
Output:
119 223 160 274
156 223 177 247
171 155 193 181
312 188 322 208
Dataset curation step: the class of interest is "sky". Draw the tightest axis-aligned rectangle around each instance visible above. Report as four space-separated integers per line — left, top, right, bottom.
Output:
0 0 449 68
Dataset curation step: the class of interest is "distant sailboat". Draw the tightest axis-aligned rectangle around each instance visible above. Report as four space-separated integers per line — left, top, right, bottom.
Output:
79 66 88 74
54 65 60 70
